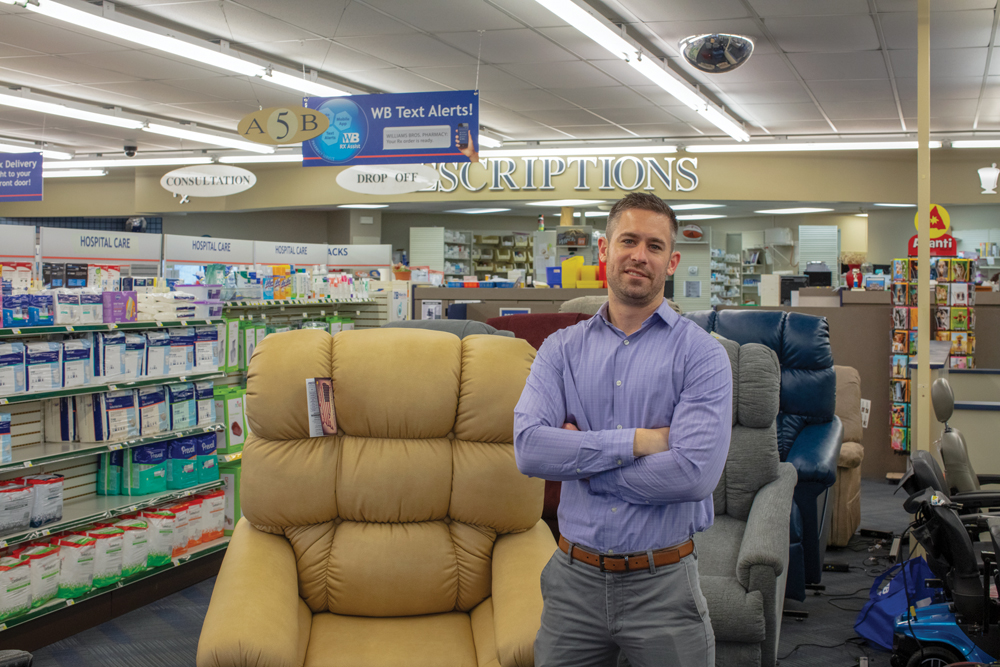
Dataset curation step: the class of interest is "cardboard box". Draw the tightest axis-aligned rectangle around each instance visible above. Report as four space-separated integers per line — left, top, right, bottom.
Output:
102 291 138 323
219 460 241 536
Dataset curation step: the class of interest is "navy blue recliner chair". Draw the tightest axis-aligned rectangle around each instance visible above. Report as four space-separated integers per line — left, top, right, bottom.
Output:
685 309 843 601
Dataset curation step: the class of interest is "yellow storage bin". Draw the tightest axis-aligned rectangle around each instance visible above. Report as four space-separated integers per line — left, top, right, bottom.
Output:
580 266 598 281
577 280 604 288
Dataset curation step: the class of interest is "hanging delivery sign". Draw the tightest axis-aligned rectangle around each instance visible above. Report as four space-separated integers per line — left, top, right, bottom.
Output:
40 228 161 262
0 152 42 201
336 164 439 195
327 244 392 268
254 241 327 266
908 204 955 257
163 234 255 265
303 90 478 167
237 106 330 145
161 165 256 198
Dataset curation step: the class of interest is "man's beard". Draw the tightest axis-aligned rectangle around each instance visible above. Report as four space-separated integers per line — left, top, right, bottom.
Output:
607 264 663 307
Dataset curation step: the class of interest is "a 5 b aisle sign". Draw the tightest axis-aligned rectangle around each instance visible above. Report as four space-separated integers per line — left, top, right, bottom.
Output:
303 90 479 167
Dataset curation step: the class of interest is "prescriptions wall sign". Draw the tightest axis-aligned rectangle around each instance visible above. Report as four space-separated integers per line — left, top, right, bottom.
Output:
303 90 479 167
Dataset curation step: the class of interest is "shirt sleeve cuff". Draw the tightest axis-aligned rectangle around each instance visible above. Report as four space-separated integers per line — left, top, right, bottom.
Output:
604 427 635 471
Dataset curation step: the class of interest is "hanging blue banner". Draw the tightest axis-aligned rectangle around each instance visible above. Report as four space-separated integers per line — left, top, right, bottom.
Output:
303 90 479 167
0 153 42 201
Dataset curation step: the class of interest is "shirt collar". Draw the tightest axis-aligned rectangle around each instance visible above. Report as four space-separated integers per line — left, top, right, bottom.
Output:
590 297 678 332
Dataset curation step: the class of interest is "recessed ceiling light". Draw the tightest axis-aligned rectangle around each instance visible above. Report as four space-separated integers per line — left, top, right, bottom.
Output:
42 169 107 178
445 208 511 214
754 207 834 215
688 142 942 153
338 204 388 209
482 146 676 158
527 199 604 207
952 140 1000 149
669 203 725 211
573 211 609 217
44 157 214 169
676 214 726 220
218 154 303 164
874 203 916 207
855 213 868 218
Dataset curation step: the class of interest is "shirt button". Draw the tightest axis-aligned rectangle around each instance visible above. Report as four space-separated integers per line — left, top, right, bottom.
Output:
624 340 630 346
608 549 614 555
617 425 622 429
576 468 581 473
617 459 622 465
611 507 617 513
616 380 622 387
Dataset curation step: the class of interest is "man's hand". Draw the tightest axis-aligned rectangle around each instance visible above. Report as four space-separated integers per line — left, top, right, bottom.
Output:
633 427 670 457
562 423 579 431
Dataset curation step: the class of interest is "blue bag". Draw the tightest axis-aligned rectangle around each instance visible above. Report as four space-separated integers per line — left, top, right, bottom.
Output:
855 556 939 650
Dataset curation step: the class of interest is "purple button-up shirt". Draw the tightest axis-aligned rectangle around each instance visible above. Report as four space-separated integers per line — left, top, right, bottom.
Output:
513 299 732 554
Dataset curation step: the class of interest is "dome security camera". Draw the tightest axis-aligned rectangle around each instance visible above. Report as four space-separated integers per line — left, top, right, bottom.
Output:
124 144 137 158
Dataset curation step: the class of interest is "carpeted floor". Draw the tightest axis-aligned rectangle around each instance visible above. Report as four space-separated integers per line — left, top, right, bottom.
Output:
30 478 915 667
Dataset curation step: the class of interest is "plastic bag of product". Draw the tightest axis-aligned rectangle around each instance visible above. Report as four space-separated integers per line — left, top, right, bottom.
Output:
141 511 175 567
185 497 204 549
166 438 198 490
56 534 95 599
0 557 31 620
97 451 122 496
86 527 124 588
15 544 60 608
198 490 225 543
0 484 32 533
168 503 189 558
16 474 64 528
113 520 149 578
196 433 218 485
122 443 167 496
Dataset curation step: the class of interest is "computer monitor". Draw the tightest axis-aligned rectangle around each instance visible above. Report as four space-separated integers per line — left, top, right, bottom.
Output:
806 271 832 287
780 275 810 306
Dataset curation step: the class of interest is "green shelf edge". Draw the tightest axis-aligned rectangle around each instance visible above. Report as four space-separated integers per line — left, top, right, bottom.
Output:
0 536 230 633
0 319 225 338
0 371 226 406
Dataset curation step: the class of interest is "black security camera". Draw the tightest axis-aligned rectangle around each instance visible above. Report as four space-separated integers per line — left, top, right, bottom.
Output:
124 144 137 157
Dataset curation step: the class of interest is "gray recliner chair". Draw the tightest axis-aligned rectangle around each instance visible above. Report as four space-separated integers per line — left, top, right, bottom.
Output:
695 338 796 667
380 319 514 339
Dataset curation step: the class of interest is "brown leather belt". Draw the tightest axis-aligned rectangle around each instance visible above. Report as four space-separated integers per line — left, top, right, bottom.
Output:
558 535 694 573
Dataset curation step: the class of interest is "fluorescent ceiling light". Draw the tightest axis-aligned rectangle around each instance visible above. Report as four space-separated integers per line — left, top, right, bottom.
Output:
338 204 388 209
145 123 274 154
0 140 72 160
951 140 1000 148
855 214 868 218
677 214 726 220
218 154 303 164
478 133 503 149
874 203 916 207
755 207 834 215
446 208 511 214
0 90 144 130
527 199 604 207
573 211 608 217
263 71 348 97
669 203 724 211
688 141 942 153
44 157 213 169
482 146 676 158
43 169 107 178
533 0 633 59
695 105 750 143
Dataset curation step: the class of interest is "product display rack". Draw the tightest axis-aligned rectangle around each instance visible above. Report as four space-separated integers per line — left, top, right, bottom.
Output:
473 232 533 278
0 479 224 549
0 424 223 475
0 319 225 338
0 535 230 633
444 230 472 277
0 371 226 406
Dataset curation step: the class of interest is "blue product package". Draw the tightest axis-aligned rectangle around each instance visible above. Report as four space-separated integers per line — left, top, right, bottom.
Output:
0 342 25 396
167 328 195 375
98 389 139 442
194 326 218 370
61 338 92 388
195 433 218 484
123 334 146 380
28 293 55 327
0 413 10 464
79 290 103 324
122 443 167 495
2 293 29 328
166 437 198 489
25 342 62 392
167 383 196 430
95 332 126 380
48 397 76 442
136 386 169 436
97 450 123 496
195 381 216 426
144 331 170 378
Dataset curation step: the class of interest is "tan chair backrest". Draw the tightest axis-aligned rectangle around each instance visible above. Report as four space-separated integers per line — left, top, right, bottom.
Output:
241 329 543 617
834 366 863 444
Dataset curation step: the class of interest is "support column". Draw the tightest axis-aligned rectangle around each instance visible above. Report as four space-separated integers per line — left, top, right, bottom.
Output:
560 206 574 226
916 0 931 452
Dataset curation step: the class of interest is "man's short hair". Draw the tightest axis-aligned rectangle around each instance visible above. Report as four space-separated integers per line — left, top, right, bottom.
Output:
605 192 678 248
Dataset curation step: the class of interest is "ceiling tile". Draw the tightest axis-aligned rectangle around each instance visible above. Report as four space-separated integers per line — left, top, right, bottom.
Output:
922 117 978 131
901 97 979 117
500 60 620 88
895 76 985 100
521 108 612 125
477 0 565 30
748 0 870 16
345 67 451 94
482 88 579 111
808 79 896 103
87 80 227 106
71 50 226 81
621 122 696 136
0 56 140 86
167 100 262 118
613 84 692 107
552 86 660 108
0 43 44 58
536 26 630 61
616 0 749 22
337 34 475 68
755 120 836 134
362 0 522 32
264 40 392 76
552 125 637 139
0 15 132 54
820 100 901 120
436 29 580 64
587 59 663 87
594 106 687 124
890 48 988 78
765 15 880 52
696 53 798 83
737 102 826 122
157 76 266 101
408 65 530 92
642 19 775 56
713 80 812 104
879 10 995 50
787 51 889 80
984 76 1000 97
875 0 996 11
831 119 907 133
282 2 413 38
137 1 315 44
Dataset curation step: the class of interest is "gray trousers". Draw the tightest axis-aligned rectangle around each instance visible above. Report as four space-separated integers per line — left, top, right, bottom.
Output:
534 546 715 667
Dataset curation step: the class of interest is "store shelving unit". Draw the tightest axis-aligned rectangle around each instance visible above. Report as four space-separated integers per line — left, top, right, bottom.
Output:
0 319 224 338
0 371 225 407
473 232 533 279
444 229 472 278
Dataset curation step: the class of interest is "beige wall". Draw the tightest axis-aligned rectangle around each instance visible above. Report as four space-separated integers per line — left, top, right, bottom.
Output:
867 203 1000 265
381 212 541 254
161 210 350 244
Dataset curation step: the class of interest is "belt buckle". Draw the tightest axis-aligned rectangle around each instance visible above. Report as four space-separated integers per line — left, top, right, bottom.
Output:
598 554 629 572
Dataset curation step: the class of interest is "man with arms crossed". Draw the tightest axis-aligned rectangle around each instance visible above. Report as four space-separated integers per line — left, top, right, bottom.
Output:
514 192 732 666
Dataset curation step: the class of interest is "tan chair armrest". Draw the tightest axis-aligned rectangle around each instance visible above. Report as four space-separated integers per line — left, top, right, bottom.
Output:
491 520 557 667
197 518 311 667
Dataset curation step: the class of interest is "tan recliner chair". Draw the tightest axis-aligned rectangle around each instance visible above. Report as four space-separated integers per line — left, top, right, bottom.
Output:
829 365 864 547
196 328 554 667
